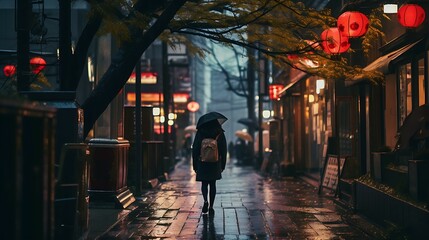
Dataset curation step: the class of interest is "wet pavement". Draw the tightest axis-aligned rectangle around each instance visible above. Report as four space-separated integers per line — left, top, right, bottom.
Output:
96 158 385 239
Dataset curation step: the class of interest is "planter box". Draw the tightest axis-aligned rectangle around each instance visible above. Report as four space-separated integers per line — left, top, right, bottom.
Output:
371 152 393 183
355 180 429 239
1 100 56 240
338 178 356 209
409 160 429 202
383 166 408 193
88 138 135 209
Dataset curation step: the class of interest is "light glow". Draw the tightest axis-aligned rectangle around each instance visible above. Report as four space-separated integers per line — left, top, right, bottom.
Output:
316 79 325 94
127 72 158 84
153 107 160 116
262 110 271 119
168 113 176 119
384 4 398 14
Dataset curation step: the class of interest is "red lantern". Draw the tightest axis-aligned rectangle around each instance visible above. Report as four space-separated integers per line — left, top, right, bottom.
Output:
398 4 426 28
269 84 283 100
337 11 369 38
321 28 350 54
3 65 16 77
30 57 46 74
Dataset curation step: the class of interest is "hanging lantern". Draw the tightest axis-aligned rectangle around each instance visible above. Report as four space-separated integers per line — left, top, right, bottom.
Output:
397 4 426 28
3 65 16 77
30 57 46 74
337 11 369 38
321 28 350 54
269 84 283 100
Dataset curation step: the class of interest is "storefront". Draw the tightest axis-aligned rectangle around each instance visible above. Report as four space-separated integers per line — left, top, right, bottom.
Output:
277 69 332 178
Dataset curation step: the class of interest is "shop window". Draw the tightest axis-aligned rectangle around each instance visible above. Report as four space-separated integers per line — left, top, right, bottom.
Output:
398 55 427 127
418 58 426 106
338 97 356 157
399 63 412 125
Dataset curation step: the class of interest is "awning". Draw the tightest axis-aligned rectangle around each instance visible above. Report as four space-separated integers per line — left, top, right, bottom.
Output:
278 71 309 97
345 39 423 86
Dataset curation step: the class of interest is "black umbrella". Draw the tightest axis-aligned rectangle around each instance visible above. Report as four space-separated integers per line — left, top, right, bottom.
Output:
197 112 228 129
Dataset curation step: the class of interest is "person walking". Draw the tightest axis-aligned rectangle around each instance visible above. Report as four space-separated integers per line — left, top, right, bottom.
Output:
192 112 227 215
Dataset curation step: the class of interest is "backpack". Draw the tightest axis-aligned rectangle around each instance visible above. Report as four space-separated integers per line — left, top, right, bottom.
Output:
200 134 220 162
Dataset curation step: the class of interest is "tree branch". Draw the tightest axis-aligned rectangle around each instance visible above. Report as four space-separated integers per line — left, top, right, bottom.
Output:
71 14 102 90
208 41 248 97
81 0 187 138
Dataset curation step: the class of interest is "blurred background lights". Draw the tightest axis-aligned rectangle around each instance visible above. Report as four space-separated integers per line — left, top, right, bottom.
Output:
262 110 271 119
316 79 325 94
168 113 176 119
153 107 160 116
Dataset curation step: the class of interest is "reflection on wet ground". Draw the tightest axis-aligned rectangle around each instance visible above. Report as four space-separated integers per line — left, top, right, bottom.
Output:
98 158 381 239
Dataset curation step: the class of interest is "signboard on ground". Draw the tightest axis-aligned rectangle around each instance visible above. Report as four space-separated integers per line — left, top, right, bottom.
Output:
319 155 346 193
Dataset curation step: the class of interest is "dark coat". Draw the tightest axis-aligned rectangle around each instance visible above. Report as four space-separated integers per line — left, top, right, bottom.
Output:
192 122 227 181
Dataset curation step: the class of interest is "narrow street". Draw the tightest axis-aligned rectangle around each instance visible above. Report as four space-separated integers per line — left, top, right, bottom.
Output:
97 158 385 240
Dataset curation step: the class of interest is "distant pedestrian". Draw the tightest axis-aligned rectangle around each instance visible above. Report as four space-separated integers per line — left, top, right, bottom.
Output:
228 141 235 158
192 112 228 215
182 133 192 159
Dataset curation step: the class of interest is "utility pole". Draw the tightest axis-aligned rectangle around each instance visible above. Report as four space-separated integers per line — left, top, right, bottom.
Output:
247 47 256 165
59 0 72 90
258 55 269 167
162 41 171 166
135 59 142 195
17 0 31 91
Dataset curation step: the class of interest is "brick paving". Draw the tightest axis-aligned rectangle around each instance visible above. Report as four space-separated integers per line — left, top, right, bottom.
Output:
97 158 381 240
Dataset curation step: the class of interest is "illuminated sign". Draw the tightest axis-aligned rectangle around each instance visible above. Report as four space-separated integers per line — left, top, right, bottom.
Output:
127 72 157 84
187 101 200 112
126 93 189 103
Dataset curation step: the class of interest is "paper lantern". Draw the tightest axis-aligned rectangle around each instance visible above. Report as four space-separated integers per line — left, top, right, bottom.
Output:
337 11 369 38
269 84 283 100
321 28 350 54
398 4 426 28
30 57 46 74
3 65 16 77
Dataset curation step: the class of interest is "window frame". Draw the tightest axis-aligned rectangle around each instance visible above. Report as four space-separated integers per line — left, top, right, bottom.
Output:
395 51 427 129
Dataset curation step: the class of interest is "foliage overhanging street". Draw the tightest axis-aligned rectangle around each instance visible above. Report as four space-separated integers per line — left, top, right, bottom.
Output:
28 0 388 138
